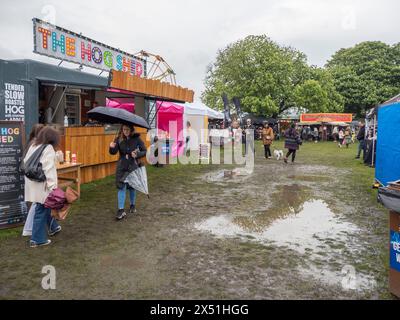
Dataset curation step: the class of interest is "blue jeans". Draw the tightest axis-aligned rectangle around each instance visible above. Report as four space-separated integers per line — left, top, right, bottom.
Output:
357 140 365 158
31 203 60 244
118 184 136 210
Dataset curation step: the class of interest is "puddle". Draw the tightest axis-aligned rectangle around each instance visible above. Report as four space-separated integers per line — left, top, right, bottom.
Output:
287 175 331 182
297 265 377 292
202 168 253 183
194 199 375 291
195 200 359 254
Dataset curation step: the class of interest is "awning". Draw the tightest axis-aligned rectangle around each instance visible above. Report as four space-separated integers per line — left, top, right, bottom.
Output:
298 122 321 125
324 122 351 126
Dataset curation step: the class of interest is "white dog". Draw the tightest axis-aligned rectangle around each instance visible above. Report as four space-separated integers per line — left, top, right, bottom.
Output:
273 149 284 160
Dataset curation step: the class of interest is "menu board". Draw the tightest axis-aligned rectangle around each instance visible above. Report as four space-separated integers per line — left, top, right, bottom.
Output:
0 121 27 229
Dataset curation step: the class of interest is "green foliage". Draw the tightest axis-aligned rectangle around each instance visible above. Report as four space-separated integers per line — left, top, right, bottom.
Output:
327 41 400 116
202 35 343 117
294 68 344 113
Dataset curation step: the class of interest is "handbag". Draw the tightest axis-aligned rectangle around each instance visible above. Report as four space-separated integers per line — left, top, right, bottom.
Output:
65 186 80 203
51 203 71 221
296 136 303 145
44 187 66 210
21 144 48 182
50 187 78 221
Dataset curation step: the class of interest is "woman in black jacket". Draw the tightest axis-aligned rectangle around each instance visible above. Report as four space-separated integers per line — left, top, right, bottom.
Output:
109 125 147 220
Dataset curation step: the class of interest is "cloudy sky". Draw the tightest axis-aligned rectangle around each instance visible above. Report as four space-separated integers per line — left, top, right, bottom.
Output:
0 0 399 101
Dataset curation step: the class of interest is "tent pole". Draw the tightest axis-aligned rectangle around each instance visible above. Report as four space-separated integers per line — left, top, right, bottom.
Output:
371 114 376 167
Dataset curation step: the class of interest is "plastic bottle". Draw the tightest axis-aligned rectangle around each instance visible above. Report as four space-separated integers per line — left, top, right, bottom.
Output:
64 115 69 127
72 153 77 163
65 151 71 163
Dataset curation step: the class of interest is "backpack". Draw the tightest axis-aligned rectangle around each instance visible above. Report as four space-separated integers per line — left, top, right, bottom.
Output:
21 144 48 182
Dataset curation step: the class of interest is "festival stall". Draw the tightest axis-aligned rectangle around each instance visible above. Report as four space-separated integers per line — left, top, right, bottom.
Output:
375 95 400 186
183 102 208 151
299 113 353 140
374 94 400 298
156 101 185 157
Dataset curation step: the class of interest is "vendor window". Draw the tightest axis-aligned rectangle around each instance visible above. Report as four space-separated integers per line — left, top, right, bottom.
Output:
65 94 80 125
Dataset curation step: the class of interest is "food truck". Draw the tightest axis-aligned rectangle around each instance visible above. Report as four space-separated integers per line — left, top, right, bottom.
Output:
0 18 194 229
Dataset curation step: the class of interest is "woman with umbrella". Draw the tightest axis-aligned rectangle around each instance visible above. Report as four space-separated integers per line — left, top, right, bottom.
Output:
109 125 147 220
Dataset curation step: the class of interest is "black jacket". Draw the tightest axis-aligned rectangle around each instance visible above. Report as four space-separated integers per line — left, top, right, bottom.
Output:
357 126 366 141
109 133 147 189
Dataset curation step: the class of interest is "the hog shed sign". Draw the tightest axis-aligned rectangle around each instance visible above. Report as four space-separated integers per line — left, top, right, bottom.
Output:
33 18 146 77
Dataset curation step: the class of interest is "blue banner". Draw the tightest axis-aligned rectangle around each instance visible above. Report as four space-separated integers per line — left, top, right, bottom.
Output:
390 230 400 272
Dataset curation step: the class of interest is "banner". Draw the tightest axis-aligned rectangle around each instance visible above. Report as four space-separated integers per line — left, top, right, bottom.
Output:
300 113 353 123
1 83 25 122
33 18 146 77
0 121 27 229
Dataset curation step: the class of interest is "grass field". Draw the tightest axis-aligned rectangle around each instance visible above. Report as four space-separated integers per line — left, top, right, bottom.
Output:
0 140 394 299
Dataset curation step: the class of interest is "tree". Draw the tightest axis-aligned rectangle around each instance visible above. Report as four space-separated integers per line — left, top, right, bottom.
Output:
202 35 344 117
294 67 344 113
201 35 310 117
326 41 400 116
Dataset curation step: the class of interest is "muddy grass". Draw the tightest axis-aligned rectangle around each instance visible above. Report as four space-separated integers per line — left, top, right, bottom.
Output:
0 141 395 299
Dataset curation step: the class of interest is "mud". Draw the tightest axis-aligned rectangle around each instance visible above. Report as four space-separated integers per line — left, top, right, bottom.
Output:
0 145 392 299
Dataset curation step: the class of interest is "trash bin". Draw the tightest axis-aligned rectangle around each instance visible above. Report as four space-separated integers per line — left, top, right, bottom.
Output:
378 187 400 298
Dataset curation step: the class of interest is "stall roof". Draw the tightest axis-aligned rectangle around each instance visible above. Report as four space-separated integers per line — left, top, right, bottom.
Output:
298 122 321 125
366 93 400 119
8 59 108 88
183 102 224 119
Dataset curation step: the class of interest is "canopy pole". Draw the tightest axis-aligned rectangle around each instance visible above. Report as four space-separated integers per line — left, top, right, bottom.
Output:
371 114 376 167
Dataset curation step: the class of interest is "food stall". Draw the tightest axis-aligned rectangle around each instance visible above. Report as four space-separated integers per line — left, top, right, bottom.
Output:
0 18 194 184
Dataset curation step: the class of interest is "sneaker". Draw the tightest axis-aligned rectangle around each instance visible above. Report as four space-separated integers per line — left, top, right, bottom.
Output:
284 157 288 164
355 156 360 159
30 240 51 248
22 231 32 237
49 226 62 237
116 209 127 220
129 205 137 214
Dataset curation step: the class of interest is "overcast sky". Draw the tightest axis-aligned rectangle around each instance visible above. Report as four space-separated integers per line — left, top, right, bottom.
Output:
1 0 399 101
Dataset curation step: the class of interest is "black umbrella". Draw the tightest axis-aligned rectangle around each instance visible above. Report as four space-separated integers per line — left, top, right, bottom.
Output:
87 106 150 129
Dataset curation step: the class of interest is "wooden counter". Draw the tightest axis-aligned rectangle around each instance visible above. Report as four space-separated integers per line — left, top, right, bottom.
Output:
60 126 150 184
57 162 82 194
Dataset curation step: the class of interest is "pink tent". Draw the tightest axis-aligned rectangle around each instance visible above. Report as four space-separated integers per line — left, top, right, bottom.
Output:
106 88 135 113
106 97 135 113
156 101 184 157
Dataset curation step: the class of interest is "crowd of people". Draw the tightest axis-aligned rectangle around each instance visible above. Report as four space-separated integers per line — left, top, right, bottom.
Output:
21 117 368 247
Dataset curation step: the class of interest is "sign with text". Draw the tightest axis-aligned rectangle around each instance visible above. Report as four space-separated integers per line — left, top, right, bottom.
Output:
300 113 353 123
0 121 27 229
1 83 25 122
390 230 400 272
33 18 146 77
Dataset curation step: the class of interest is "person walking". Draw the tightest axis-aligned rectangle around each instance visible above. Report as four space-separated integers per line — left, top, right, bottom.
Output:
243 118 255 155
22 124 45 237
283 124 301 164
338 128 344 148
355 122 366 159
185 121 192 156
313 127 319 143
232 120 243 145
262 123 274 159
23 126 62 247
109 124 147 220
332 126 339 142
344 126 352 148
